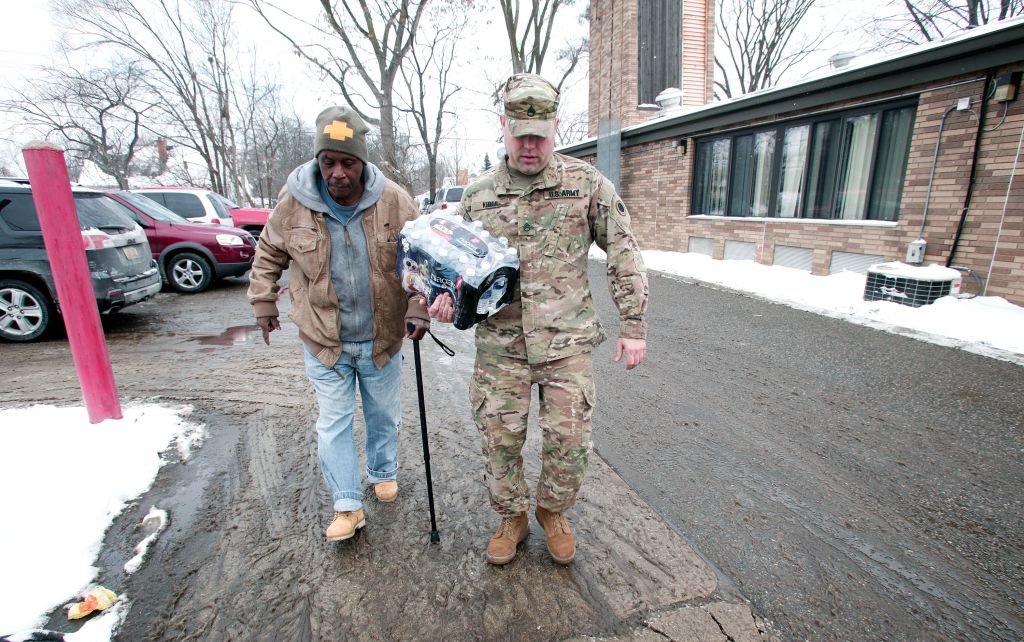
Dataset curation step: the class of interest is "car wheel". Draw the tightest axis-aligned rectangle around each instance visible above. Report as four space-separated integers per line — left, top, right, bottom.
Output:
167 252 213 293
242 225 263 241
0 279 55 342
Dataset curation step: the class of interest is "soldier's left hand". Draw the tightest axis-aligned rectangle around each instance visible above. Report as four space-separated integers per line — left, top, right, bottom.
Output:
615 337 646 370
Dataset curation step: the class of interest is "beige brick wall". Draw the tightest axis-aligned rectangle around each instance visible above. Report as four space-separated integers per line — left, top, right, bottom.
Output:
583 64 1024 305
589 0 712 135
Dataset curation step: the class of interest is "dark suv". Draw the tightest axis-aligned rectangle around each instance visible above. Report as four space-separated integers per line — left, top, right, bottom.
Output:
0 179 162 342
106 191 255 293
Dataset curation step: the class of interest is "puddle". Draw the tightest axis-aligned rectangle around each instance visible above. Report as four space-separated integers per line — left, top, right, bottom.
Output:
187 325 262 348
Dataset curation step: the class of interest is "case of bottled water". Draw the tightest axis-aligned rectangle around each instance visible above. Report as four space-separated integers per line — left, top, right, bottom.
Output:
397 211 520 330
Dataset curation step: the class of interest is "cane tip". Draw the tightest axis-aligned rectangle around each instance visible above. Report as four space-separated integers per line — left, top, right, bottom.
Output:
430 531 440 543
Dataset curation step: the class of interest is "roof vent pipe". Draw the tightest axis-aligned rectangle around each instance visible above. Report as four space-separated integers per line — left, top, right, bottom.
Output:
829 52 857 69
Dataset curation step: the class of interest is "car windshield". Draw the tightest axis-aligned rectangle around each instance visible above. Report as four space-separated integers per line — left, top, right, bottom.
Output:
114 191 189 223
209 192 241 210
445 187 464 202
75 194 138 233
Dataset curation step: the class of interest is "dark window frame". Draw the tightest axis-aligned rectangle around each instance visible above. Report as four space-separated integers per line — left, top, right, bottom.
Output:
690 99 917 221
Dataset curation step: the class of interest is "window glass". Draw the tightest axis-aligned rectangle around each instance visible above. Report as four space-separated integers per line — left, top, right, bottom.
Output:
162 193 207 219
751 131 776 216
693 138 730 215
445 187 464 202
835 113 879 219
116 191 189 223
75 194 137 232
804 121 839 218
0 193 41 231
691 101 914 222
777 125 809 218
209 192 239 212
138 192 166 207
869 106 915 221
205 193 231 219
727 132 774 216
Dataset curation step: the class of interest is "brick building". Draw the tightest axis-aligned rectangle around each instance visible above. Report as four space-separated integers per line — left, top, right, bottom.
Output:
565 12 1024 305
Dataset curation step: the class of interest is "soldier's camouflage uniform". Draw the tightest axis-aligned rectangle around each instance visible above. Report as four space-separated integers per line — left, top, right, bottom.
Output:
458 151 648 517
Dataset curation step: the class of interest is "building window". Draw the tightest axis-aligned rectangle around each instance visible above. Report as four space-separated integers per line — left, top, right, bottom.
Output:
691 101 916 221
637 0 681 105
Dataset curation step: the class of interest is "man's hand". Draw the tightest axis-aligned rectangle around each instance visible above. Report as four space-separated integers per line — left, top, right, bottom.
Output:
405 317 430 340
426 293 455 324
256 315 280 345
615 337 646 370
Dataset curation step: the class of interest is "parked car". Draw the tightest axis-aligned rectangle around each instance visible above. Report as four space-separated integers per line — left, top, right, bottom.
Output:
0 179 162 342
424 185 465 214
132 187 237 227
132 187 271 239
106 191 256 294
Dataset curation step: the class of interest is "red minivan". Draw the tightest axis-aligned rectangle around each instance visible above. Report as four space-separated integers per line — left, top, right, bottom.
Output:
106 191 256 294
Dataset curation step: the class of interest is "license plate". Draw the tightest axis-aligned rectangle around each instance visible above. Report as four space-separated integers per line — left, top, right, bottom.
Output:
123 245 140 260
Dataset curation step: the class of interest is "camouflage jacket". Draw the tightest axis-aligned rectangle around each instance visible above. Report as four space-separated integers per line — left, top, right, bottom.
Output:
456 152 648 364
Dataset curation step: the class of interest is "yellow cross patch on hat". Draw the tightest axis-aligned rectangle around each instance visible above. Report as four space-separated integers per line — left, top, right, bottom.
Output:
323 120 354 142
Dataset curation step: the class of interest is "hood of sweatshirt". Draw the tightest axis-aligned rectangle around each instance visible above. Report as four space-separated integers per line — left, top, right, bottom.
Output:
286 158 387 215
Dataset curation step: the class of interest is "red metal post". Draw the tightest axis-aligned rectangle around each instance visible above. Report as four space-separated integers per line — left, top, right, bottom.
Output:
23 143 122 423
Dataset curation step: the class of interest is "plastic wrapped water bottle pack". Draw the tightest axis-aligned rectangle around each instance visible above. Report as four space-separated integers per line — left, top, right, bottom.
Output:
397 211 520 330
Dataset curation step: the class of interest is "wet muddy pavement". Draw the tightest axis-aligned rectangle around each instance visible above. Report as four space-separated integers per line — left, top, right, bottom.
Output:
587 264 1024 641
5 264 1021 641
4 273 766 642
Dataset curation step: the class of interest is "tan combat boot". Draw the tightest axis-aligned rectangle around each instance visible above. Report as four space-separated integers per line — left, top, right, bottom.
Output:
374 480 398 502
535 506 575 564
326 509 366 542
486 513 530 565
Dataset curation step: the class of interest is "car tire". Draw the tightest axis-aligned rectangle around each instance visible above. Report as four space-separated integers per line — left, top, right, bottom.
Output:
0 279 55 342
242 225 263 241
167 252 213 294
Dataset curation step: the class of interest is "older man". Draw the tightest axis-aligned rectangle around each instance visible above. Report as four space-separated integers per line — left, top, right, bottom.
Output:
248 105 429 543
430 74 649 564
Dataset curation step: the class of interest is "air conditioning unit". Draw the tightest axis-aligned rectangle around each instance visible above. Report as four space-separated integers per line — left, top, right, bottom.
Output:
864 262 962 307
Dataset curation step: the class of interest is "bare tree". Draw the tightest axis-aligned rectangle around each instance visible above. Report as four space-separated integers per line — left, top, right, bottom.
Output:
497 0 586 91
870 0 1023 47
53 0 246 197
714 0 831 99
396 5 465 202
0 58 156 188
244 0 426 190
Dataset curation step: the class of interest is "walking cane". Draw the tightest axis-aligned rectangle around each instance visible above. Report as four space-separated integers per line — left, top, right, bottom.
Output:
408 322 442 543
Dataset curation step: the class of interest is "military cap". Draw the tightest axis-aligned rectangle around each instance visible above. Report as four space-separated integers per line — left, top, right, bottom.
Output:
503 73 559 138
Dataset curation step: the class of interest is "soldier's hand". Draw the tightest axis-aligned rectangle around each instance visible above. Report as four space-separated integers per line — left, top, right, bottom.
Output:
427 293 455 324
257 315 281 345
615 337 646 370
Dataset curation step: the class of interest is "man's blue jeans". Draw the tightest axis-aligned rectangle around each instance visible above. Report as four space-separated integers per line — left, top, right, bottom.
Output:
303 342 401 512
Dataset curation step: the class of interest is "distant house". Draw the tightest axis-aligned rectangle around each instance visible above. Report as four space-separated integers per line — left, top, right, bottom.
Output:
568 3 1024 305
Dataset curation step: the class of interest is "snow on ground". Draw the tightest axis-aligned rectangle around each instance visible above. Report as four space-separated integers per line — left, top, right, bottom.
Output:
619 248 1024 364
0 405 204 639
1 249 1020 640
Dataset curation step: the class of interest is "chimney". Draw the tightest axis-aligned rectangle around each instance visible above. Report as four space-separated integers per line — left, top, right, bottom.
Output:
589 0 714 137
157 137 169 173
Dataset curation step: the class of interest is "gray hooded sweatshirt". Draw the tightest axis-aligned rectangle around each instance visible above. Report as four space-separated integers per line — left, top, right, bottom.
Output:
285 159 388 342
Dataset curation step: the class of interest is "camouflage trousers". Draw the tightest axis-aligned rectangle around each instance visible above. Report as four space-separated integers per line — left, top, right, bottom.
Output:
468 349 596 517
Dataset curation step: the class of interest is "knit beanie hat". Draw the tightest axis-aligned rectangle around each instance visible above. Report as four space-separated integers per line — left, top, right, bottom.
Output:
314 106 369 163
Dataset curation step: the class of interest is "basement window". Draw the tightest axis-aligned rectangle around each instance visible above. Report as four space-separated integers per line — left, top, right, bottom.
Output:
692 100 916 221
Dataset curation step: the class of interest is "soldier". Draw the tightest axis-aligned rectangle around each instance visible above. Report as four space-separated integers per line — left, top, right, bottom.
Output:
428 73 648 564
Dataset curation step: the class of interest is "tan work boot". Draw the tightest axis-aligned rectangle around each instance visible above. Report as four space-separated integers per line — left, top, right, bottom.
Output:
374 480 398 502
325 509 366 542
535 506 575 564
486 514 529 565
